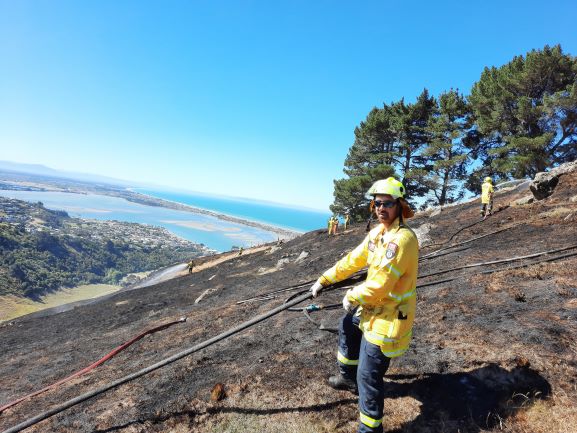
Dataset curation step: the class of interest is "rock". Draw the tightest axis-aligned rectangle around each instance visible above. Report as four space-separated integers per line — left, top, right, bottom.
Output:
512 195 534 206
530 160 577 200
530 173 559 200
275 258 290 269
266 245 281 254
412 223 432 246
294 251 309 263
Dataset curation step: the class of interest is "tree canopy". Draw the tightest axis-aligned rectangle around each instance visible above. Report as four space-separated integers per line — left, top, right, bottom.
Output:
331 45 577 215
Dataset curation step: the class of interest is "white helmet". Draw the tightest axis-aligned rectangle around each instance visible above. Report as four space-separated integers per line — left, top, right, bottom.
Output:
367 177 406 199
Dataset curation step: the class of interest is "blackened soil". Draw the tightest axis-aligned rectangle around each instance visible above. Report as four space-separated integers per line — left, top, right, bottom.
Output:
1 172 576 433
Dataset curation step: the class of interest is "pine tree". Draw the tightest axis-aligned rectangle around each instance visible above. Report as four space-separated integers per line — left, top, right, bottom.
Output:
422 89 471 207
331 105 399 220
390 89 436 197
469 45 577 178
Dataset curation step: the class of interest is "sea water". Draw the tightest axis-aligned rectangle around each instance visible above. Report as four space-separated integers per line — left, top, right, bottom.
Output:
136 188 330 233
0 189 330 252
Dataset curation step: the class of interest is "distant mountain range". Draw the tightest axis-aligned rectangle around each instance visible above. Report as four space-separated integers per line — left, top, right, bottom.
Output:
0 160 139 187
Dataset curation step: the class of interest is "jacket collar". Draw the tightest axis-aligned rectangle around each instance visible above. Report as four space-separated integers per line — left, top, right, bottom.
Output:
377 217 401 236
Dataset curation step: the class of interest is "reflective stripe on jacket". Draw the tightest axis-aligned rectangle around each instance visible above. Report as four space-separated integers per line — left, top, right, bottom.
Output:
481 182 494 204
318 218 419 357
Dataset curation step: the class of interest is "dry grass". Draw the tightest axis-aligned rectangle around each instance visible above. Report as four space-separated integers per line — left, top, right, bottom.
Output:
500 390 577 433
0 284 120 322
537 206 576 221
190 381 352 433
476 259 577 295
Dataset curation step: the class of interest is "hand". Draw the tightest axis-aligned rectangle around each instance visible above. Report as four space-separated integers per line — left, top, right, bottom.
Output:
342 294 356 313
310 281 323 298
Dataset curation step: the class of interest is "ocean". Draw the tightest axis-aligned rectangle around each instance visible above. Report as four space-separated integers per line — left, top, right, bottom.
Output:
0 189 330 252
136 188 330 233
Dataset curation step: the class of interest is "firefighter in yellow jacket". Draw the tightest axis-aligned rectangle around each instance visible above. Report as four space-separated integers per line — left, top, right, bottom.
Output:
327 217 334 236
310 177 418 433
481 177 494 219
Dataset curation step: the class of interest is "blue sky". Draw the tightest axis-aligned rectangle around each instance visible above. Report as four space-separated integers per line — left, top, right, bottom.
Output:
1 0 576 211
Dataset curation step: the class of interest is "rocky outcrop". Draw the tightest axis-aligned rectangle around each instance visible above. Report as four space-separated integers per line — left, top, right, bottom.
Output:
530 160 577 200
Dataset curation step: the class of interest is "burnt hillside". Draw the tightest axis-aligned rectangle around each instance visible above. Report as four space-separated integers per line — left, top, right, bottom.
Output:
1 167 576 433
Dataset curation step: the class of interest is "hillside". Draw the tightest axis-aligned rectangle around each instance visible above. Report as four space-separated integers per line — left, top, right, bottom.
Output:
0 197 211 300
0 165 576 433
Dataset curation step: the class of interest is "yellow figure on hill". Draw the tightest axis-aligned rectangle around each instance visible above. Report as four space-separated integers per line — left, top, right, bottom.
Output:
331 216 339 235
481 177 494 219
344 213 350 230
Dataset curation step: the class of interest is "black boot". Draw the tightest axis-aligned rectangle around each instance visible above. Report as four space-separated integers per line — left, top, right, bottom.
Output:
328 375 358 394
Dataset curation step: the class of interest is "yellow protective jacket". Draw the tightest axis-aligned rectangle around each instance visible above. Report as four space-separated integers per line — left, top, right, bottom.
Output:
318 218 419 357
481 182 494 204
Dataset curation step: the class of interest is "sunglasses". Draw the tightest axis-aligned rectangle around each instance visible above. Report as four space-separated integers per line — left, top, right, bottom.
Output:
373 199 397 209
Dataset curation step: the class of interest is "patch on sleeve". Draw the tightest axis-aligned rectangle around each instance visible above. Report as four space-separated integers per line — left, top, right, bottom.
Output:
385 242 398 260
368 241 375 252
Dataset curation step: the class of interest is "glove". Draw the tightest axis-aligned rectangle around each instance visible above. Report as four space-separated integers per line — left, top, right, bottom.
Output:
310 281 323 298
342 293 357 313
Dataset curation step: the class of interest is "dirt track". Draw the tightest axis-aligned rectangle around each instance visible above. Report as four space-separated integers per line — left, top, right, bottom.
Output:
1 171 576 433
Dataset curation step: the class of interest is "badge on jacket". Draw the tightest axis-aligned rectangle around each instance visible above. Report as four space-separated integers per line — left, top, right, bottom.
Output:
385 242 398 260
368 241 375 252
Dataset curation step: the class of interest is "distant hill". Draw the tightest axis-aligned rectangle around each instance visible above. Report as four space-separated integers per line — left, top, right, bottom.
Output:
0 163 576 432
0 160 136 187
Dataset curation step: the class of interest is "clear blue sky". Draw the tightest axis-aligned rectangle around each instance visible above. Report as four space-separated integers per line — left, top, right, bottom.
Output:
1 0 576 211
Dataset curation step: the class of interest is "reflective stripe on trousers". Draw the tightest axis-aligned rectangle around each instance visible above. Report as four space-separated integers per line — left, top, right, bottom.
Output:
338 313 391 433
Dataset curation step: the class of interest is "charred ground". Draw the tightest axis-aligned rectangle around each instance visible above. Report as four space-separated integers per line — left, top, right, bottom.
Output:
1 170 576 433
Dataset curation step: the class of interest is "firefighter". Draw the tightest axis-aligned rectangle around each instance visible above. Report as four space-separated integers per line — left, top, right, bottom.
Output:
187 260 195 274
310 177 418 433
328 217 334 236
481 177 494 219
344 213 350 230
331 215 339 235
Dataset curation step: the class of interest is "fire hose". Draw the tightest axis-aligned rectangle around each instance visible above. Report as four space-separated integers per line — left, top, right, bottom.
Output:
0 317 187 415
4 242 577 432
1 291 315 433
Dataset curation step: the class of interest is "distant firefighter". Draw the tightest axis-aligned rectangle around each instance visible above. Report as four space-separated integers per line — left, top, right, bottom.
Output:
328 217 334 236
481 177 494 219
187 259 195 274
331 216 339 235
344 213 350 230
238 247 244 256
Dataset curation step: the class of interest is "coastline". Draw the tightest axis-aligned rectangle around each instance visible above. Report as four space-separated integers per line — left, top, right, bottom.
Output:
121 189 301 241
0 173 302 242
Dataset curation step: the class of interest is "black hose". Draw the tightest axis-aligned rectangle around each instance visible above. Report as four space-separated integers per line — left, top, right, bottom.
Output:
418 244 577 280
1 291 314 433
236 279 315 304
444 218 485 244
418 250 577 288
421 225 518 259
419 245 471 261
423 218 485 249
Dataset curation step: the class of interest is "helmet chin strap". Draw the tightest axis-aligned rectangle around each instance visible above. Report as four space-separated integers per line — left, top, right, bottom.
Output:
397 198 405 227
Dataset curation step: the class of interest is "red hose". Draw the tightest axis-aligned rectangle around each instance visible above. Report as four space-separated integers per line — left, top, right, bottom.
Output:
0 317 186 414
